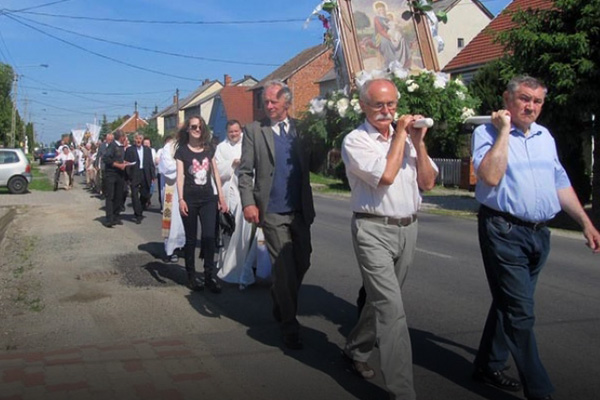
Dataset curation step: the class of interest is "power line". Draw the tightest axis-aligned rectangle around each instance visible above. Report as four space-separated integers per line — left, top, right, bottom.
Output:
22 75 174 96
8 12 280 67
6 0 73 13
6 9 306 25
19 83 173 96
4 13 203 82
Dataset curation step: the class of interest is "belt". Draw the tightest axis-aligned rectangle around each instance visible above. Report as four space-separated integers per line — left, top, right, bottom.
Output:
354 212 417 227
480 205 547 231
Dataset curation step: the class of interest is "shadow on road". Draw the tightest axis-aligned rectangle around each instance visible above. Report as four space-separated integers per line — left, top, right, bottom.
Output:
130 241 524 400
411 328 522 400
182 283 387 400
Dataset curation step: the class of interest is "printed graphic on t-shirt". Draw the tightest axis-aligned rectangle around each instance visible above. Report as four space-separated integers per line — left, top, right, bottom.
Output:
190 157 210 185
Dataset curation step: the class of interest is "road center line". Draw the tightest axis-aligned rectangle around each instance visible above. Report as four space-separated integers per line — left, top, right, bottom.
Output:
416 248 453 259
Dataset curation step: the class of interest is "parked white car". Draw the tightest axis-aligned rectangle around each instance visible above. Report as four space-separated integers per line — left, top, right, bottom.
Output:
0 148 32 194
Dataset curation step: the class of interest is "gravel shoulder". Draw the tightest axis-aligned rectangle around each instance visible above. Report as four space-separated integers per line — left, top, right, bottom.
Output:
0 168 238 352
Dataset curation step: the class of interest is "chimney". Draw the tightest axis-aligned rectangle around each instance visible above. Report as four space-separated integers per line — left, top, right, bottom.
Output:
203 79 210 85
224 74 232 86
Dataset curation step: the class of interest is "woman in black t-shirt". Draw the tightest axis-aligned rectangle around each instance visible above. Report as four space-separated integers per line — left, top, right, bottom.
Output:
175 116 228 293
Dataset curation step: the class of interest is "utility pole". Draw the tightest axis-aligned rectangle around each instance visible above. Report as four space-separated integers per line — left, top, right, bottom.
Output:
176 89 180 128
9 73 18 148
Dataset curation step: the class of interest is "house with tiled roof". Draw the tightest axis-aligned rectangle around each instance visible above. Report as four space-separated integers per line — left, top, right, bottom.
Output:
251 43 333 120
110 111 148 135
209 74 258 141
432 0 494 68
150 79 223 136
443 0 553 80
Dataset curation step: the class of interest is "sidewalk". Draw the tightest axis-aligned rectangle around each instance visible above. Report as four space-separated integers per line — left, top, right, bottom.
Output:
1 335 247 400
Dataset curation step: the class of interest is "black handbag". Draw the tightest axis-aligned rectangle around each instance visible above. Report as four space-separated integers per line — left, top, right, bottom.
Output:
215 210 235 249
218 210 236 236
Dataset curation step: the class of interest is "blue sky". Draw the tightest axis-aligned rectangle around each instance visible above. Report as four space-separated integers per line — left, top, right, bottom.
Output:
0 0 510 144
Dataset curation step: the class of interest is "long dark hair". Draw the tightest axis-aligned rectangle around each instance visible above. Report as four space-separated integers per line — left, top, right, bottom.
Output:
177 115 213 150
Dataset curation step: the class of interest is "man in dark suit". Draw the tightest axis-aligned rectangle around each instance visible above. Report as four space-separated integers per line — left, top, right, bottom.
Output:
125 133 156 224
103 131 130 227
238 80 315 350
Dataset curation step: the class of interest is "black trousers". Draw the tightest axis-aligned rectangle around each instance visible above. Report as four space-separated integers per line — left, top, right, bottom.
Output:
181 193 218 278
130 178 151 217
104 172 125 223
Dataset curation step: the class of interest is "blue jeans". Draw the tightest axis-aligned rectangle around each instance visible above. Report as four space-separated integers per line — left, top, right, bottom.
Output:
474 207 554 399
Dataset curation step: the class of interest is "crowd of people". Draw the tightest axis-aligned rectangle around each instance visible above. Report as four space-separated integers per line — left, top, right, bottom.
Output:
54 76 599 400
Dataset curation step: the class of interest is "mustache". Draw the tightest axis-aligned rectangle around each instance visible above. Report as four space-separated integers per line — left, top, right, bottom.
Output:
375 113 394 121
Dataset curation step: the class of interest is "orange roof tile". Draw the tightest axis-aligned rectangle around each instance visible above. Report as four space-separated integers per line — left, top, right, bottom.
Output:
219 86 254 126
443 0 553 72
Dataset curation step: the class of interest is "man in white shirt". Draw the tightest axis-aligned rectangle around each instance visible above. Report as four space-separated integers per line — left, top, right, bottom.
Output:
341 78 437 400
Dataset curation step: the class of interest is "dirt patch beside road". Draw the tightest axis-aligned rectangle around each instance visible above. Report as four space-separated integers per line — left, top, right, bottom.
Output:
0 172 237 352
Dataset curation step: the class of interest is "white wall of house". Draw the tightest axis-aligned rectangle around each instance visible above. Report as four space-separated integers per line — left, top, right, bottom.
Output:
436 0 492 69
156 116 165 136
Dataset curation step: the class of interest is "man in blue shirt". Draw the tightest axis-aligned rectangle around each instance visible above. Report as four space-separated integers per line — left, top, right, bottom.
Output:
471 75 600 400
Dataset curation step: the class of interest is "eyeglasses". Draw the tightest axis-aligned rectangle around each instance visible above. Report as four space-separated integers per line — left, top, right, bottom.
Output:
366 101 397 111
189 124 201 131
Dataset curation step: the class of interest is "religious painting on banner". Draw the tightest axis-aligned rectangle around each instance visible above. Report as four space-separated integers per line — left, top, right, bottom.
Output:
355 0 424 71
331 0 438 89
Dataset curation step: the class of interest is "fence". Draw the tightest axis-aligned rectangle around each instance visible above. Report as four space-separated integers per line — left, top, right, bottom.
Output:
432 158 461 186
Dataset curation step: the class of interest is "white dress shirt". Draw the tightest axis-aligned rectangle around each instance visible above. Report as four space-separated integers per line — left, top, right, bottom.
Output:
342 120 438 219
270 118 289 136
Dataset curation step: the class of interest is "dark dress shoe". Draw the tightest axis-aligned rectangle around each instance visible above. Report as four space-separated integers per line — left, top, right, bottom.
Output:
114 219 123 225
473 367 521 392
134 216 142 224
283 333 303 350
186 278 204 292
205 278 222 294
103 220 114 228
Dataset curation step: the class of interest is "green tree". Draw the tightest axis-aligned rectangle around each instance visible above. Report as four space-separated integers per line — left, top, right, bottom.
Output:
0 63 15 146
100 114 110 138
496 0 600 216
25 122 34 152
139 124 162 148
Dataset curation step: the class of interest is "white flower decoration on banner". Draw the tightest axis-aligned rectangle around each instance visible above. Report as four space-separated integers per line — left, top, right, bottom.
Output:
336 97 350 118
370 68 389 80
350 98 362 113
456 91 466 101
355 70 372 89
407 82 419 93
455 78 465 87
327 100 335 109
434 73 448 89
309 98 328 116
389 61 409 80
460 107 476 121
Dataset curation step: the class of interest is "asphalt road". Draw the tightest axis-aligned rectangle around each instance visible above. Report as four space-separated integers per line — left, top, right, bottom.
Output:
122 190 600 400
1 172 599 400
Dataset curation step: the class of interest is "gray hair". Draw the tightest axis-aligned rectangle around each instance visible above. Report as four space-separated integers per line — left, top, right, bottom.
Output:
359 79 397 103
506 75 547 95
263 79 293 105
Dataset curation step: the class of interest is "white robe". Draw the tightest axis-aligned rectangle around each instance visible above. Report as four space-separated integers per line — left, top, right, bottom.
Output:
158 142 186 257
215 138 257 286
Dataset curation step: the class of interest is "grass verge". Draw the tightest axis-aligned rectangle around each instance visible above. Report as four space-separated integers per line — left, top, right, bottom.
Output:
29 162 54 191
310 172 349 195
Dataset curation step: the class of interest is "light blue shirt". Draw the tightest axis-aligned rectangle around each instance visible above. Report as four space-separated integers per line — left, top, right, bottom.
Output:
472 122 571 222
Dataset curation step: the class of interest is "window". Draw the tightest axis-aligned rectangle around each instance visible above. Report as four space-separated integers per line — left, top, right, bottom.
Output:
457 38 465 48
0 150 18 164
